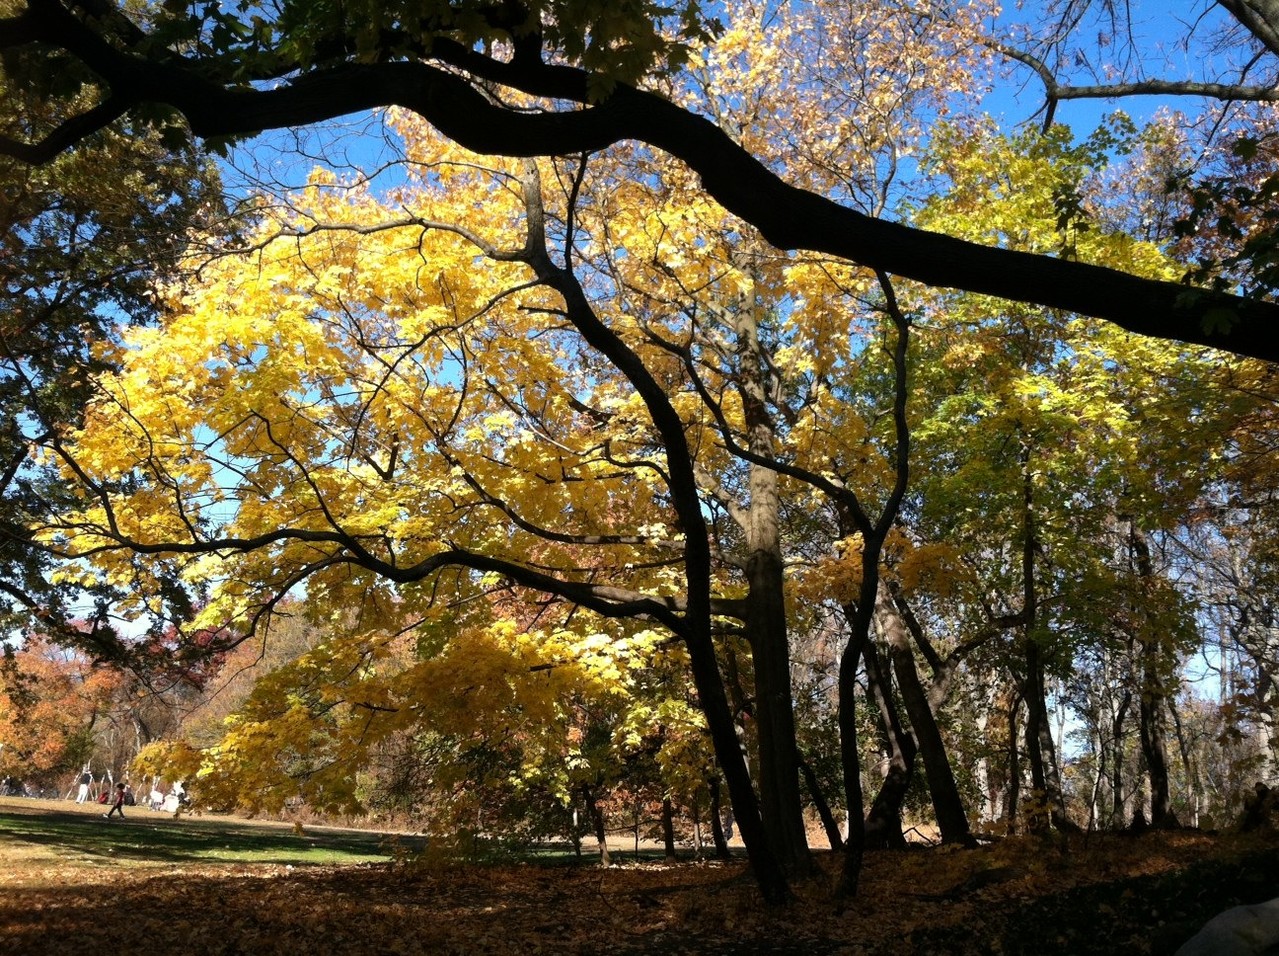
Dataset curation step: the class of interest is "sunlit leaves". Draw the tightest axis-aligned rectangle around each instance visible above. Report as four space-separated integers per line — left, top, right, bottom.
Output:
0 637 121 781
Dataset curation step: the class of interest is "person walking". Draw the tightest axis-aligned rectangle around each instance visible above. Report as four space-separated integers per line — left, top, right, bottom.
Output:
103 782 126 820
75 768 92 804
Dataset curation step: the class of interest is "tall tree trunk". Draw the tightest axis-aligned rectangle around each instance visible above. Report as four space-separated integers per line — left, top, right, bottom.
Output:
977 679 1009 824
744 547 811 874
1024 654 1075 831
975 716 996 824
862 639 914 849
835 625 868 901
1024 639 1057 827
1130 524 1178 828
1019 443 1072 832
733 259 811 876
799 751 845 851
876 585 973 845
1088 724 1105 832
1138 685 1175 826
1003 691 1022 827
582 784 611 866
1111 688 1130 829
661 797 678 863
708 777 732 860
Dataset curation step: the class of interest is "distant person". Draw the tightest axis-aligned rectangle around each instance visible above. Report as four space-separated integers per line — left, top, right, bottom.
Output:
150 786 164 810
75 769 92 804
103 782 126 820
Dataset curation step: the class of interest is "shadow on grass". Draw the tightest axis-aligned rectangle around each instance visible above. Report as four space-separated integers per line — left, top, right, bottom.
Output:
0 805 425 865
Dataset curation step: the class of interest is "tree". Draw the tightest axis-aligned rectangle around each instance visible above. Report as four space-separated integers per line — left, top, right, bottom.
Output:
37 92 935 898
47 0 993 887
9 0 1279 907
892 115 1268 831
36 126 809 896
0 50 225 655
0 634 121 788
3 0 1279 362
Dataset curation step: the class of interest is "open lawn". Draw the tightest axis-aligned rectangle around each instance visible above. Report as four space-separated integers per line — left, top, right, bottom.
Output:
3 796 1278 954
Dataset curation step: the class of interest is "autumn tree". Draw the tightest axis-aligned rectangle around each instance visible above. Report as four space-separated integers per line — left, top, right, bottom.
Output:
9 0 1279 907
0 634 122 788
0 41 225 656
890 115 1270 832
38 122 811 893
3 0 1279 362
92 2 993 893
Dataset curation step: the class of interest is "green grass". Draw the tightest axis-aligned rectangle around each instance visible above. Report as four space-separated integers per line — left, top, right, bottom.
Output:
0 798 685 872
0 802 424 867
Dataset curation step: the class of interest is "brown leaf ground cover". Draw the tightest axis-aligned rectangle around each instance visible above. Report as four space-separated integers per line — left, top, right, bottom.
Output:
2 796 1277 955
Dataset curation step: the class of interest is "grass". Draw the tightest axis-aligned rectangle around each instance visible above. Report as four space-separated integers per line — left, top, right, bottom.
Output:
0 795 421 868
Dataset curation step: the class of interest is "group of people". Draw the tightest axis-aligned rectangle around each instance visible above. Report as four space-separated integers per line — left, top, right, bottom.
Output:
73 767 186 820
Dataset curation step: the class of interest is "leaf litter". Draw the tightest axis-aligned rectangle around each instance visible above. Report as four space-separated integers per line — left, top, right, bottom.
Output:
3 803 1278 955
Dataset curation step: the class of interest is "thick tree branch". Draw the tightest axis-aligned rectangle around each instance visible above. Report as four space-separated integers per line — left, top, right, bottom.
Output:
5 1 1279 363
1220 0 1279 59
1052 79 1279 101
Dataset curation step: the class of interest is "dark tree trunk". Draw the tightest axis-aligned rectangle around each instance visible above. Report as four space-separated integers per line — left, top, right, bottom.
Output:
835 631 867 902
876 586 973 845
744 548 812 875
1088 724 1105 832
1024 640 1075 831
1023 639 1052 828
1003 692 1022 827
1138 685 1176 827
661 797 678 863
582 784 611 866
862 640 914 849
1018 444 1072 832
1130 525 1178 829
835 590 876 901
799 751 844 851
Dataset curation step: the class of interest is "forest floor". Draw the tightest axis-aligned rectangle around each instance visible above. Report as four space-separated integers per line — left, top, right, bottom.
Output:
2 795 1278 955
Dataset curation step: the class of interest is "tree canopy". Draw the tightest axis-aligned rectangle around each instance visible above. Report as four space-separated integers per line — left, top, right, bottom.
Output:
5 0 1279 358
5 0 1279 909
